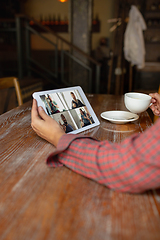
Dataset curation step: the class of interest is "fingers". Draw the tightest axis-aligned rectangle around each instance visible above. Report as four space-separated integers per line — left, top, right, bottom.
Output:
149 103 160 116
31 101 39 134
38 106 50 121
31 99 39 128
152 106 160 115
31 99 38 119
31 99 50 122
150 104 156 113
151 98 157 104
149 92 160 102
149 92 160 115
31 99 46 130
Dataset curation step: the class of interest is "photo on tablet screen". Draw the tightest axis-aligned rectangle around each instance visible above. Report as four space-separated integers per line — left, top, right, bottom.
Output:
33 86 100 134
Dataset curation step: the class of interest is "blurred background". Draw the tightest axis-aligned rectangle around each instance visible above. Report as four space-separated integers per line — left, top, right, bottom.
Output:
0 0 159 118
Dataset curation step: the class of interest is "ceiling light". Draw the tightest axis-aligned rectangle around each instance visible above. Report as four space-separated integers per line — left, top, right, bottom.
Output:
58 0 68 2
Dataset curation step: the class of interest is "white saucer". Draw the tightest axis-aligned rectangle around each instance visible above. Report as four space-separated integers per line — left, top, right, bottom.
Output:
100 111 139 124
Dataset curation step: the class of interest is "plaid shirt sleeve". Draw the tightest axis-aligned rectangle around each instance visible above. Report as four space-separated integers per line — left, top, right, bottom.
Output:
46 119 160 193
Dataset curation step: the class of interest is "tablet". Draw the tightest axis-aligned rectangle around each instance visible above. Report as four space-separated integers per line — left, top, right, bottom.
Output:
32 86 100 134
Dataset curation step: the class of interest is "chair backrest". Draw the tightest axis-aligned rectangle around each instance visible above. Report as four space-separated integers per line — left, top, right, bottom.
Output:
153 84 160 123
0 77 23 106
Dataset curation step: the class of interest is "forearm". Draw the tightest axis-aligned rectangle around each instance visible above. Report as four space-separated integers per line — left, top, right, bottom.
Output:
47 119 160 193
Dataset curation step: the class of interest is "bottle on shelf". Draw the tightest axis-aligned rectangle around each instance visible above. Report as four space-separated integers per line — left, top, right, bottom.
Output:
64 16 68 25
57 14 61 25
40 14 43 23
51 15 56 25
41 15 45 25
49 15 52 25
151 2 157 11
45 16 50 25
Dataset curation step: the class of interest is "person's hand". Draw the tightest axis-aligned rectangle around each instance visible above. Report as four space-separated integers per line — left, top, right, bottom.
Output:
31 99 65 147
149 92 160 116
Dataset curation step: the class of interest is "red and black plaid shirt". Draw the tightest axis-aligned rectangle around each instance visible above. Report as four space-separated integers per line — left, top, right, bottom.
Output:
47 119 160 193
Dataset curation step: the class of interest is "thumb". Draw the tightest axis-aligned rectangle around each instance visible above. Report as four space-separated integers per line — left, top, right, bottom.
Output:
38 106 50 120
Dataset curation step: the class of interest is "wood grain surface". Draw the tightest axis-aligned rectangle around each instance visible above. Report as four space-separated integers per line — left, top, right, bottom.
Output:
0 95 160 240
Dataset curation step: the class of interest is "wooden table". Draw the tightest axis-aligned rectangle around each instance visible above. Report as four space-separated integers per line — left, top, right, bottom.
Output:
0 94 160 240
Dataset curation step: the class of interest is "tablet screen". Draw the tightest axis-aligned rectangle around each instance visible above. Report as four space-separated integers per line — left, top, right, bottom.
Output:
32 86 100 134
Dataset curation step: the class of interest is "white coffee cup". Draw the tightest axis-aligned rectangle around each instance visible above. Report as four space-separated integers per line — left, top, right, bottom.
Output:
124 92 152 114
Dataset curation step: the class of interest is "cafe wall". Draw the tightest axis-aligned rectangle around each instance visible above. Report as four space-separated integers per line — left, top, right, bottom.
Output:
22 0 116 50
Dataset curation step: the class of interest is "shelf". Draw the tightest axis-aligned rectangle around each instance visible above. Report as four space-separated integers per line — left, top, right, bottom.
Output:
145 41 160 44
0 18 101 33
30 20 100 33
146 26 160 29
136 62 160 72
0 28 16 32
145 11 160 18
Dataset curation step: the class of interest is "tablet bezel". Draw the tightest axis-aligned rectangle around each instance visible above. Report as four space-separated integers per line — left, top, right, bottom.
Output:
32 86 100 134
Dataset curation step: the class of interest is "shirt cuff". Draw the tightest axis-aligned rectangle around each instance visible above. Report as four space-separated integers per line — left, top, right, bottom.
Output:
46 134 97 167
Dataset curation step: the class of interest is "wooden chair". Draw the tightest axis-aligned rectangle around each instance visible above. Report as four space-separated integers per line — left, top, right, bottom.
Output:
153 84 160 123
0 77 23 113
